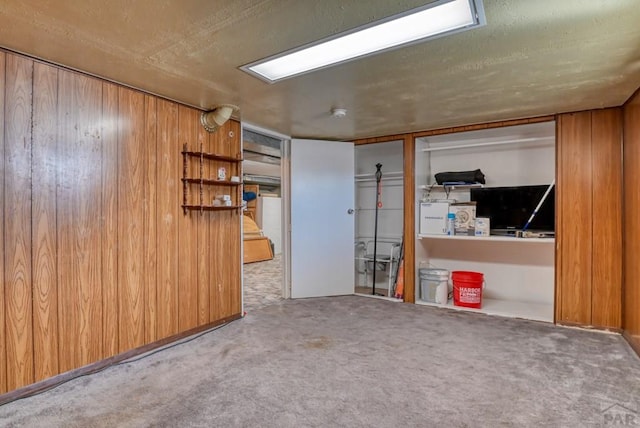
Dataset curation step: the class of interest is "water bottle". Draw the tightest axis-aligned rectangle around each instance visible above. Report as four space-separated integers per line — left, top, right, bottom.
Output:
446 213 456 235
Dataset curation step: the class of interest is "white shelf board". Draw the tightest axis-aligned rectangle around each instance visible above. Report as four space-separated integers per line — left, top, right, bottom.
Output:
420 136 555 152
418 234 554 243
419 183 483 190
415 298 553 322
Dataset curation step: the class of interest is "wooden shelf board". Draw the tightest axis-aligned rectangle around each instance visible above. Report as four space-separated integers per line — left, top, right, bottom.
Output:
418 234 554 243
415 298 553 322
182 178 241 186
182 205 242 212
182 151 242 162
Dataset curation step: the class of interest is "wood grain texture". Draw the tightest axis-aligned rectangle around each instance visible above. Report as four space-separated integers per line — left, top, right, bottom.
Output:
156 99 180 339
4 53 34 390
591 108 622 328
0 50 245 395
196 122 211 324
101 82 119 358
0 50 6 394
210 127 225 318
229 120 242 315
624 91 640 350
556 112 593 325
57 69 104 372
403 134 415 303
117 87 146 352
143 95 158 344
222 120 242 317
177 105 199 331
31 62 60 381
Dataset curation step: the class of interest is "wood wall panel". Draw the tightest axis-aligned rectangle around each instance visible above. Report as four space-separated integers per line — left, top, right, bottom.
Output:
31 62 59 382
556 112 593 325
0 50 6 394
101 82 119 358
117 87 146 352
178 106 199 331
591 108 622 328
143 95 158 344
57 70 104 372
196 123 211 325
0 50 242 397
228 120 242 316
624 91 640 350
209 129 223 319
209 120 242 318
556 109 623 329
4 54 34 390
156 99 180 339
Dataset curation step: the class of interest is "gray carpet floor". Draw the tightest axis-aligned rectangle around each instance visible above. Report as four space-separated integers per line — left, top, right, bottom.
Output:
243 254 284 311
1 296 639 427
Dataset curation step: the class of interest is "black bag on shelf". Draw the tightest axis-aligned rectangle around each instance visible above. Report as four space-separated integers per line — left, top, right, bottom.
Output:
434 169 486 185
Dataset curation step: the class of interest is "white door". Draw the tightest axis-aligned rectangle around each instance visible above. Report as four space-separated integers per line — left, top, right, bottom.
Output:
290 139 354 298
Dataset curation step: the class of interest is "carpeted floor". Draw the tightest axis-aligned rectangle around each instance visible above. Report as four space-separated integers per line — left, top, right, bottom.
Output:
1 296 639 427
243 254 283 312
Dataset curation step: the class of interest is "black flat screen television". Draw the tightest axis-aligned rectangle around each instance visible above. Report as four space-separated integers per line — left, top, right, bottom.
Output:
470 184 555 234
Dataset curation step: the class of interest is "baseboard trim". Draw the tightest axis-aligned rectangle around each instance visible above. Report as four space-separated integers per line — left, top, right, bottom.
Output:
0 313 243 407
623 331 640 358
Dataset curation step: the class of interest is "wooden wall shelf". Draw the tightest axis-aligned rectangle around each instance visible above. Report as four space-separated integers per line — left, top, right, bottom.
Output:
182 205 242 212
182 143 243 214
181 150 242 163
181 178 241 186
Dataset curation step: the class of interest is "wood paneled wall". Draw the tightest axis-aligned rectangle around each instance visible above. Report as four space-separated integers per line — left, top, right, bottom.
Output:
555 109 622 328
0 50 242 394
623 90 640 353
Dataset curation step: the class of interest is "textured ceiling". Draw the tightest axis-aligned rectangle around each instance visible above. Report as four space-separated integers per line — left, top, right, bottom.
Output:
0 0 639 140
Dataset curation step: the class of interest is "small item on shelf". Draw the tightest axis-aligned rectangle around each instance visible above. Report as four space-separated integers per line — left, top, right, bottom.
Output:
449 202 476 236
214 194 233 207
217 167 227 181
419 268 449 304
474 217 490 237
434 169 485 185
230 176 240 183
446 213 456 236
452 271 484 309
419 202 450 235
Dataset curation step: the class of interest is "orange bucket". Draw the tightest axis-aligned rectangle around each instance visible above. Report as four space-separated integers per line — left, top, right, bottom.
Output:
452 271 484 309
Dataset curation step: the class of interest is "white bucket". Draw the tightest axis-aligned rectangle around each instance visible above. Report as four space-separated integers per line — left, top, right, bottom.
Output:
419 268 449 304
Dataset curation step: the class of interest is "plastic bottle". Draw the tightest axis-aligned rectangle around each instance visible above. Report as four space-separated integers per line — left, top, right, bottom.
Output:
446 213 456 235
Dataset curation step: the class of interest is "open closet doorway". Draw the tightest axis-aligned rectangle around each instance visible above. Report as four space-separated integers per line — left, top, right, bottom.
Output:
241 124 288 312
354 140 404 301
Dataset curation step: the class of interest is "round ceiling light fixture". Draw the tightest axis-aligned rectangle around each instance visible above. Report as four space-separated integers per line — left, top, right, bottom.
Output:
331 108 347 118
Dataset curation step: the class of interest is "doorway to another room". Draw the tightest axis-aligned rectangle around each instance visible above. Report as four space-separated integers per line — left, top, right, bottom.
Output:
242 127 286 312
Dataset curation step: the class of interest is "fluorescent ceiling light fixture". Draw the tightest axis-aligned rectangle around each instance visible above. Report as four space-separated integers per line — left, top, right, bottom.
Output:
241 0 485 83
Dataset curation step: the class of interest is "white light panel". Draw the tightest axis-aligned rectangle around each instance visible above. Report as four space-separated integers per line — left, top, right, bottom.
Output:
242 0 485 83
